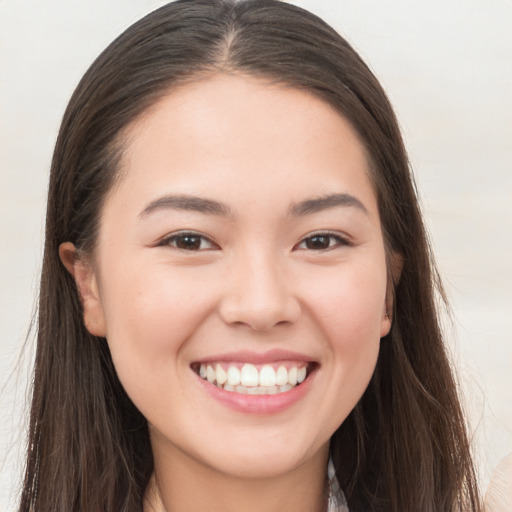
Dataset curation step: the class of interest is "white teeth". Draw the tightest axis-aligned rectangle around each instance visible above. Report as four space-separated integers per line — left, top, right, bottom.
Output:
197 362 310 395
226 385 292 395
276 365 288 386
240 363 259 387
288 366 298 386
227 366 241 386
259 365 277 387
206 365 215 383
266 385 279 395
215 364 227 385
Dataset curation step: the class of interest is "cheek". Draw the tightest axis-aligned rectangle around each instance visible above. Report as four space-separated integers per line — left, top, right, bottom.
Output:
304 259 388 344
103 259 212 333
301 260 386 407
98 262 216 393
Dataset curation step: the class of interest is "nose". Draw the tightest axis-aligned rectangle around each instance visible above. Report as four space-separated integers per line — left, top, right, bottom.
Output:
218 253 301 331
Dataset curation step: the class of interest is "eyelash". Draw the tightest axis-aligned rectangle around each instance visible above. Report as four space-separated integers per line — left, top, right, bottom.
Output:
158 231 219 251
294 232 351 251
158 231 350 252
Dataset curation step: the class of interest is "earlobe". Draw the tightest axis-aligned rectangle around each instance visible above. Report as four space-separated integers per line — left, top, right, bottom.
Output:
380 310 393 338
59 242 107 337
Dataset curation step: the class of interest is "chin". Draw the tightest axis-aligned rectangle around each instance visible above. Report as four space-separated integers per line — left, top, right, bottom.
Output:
205 452 309 479
196 431 328 479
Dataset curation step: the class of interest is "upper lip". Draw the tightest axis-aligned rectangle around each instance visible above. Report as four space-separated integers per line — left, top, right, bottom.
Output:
192 349 315 365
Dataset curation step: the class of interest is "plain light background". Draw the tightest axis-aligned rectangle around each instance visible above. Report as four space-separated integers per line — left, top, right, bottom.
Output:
1 0 511 510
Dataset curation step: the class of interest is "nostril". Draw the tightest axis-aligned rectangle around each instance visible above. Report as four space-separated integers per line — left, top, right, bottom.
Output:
218 293 301 331
221 312 294 332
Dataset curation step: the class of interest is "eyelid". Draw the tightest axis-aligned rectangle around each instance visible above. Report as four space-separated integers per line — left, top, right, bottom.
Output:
293 230 352 251
157 230 220 250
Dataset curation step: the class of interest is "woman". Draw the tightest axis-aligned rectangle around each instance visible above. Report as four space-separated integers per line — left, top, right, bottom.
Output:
19 0 482 511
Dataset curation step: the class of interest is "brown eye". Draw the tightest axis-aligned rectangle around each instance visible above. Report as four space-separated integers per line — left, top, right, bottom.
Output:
161 232 218 251
175 234 203 250
304 235 331 250
295 233 349 251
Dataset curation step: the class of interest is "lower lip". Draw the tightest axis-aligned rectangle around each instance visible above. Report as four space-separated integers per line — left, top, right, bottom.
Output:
196 372 315 414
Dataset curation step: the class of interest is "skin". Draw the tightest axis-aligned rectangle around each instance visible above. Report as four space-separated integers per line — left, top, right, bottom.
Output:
61 74 394 512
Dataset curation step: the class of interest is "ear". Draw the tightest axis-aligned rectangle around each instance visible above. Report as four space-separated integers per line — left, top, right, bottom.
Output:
59 242 107 337
380 251 403 338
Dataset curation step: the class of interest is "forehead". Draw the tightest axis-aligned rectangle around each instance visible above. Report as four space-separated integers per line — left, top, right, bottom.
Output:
110 73 377 218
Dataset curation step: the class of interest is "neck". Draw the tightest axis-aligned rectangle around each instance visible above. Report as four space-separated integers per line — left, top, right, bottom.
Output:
145 439 330 512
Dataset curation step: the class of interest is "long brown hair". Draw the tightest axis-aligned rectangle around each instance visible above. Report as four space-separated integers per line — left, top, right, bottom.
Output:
20 1 481 511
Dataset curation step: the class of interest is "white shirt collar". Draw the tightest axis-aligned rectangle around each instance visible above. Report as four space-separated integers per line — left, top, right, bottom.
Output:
327 456 349 512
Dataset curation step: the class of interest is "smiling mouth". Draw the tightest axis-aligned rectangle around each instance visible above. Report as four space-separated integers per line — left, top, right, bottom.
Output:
192 362 316 395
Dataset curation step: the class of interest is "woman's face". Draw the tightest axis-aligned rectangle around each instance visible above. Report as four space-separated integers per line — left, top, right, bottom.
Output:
75 74 392 478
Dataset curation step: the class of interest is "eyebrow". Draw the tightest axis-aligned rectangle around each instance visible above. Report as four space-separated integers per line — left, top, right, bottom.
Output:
139 195 232 218
289 193 368 216
139 192 367 219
